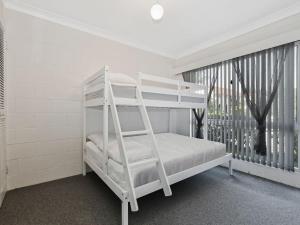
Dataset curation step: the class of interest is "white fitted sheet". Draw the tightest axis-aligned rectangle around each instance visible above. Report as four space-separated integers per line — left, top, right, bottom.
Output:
87 133 153 164
87 133 226 188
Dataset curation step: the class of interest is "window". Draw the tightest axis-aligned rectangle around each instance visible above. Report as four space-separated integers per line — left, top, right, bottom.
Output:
183 42 299 171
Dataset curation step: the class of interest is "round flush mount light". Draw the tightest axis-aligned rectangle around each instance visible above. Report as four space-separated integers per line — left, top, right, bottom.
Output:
151 3 164 21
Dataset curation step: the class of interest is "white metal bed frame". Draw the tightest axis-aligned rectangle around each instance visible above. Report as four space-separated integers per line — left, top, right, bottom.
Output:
82 66 233 225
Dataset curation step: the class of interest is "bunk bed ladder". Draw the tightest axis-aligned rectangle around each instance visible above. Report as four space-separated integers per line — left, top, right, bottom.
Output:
135 85 172 197
108 81 172 212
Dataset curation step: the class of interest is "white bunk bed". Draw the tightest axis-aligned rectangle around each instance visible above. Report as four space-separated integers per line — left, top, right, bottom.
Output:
82 66 233 225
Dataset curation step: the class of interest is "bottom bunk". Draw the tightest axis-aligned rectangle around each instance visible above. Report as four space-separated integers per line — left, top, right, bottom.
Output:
83 132 233 225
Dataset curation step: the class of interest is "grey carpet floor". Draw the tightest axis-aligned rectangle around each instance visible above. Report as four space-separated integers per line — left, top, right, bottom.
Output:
0 167 300 225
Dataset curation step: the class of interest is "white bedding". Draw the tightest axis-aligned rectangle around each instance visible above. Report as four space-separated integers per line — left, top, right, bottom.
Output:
86 133 226 188
87 133 116 150
85 141 104 169
87 133 153 164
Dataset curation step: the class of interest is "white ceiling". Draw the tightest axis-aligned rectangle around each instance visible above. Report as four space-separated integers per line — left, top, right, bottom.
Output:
4 0 300 58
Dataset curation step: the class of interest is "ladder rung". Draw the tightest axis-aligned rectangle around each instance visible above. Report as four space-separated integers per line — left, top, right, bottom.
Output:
130 158 158 169
122 130 150 137
114 97 141 106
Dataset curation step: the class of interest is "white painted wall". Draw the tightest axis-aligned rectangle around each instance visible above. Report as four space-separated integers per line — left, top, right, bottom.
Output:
5 8 173 190
86 107 171 136
169 109 191 136
0 124 5 206
0 0 6 207
173 12 300 74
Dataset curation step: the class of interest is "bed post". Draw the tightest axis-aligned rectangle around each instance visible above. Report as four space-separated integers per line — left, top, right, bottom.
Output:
189 108 193 138
203 93 208 140
103 66 109 174
228 159 233 176
82 84 87 176
122 198 129 225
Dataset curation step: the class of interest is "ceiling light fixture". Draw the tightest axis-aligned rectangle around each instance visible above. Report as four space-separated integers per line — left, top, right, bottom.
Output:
150 2 164 21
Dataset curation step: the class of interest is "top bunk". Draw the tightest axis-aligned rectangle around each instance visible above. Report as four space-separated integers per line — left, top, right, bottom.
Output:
83 66 207 109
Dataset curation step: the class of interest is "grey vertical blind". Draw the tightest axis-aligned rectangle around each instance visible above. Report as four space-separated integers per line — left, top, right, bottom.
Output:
297 42 300 169
183 43 297 171
0 23 4 130
0 24 4 115
0 23 5 201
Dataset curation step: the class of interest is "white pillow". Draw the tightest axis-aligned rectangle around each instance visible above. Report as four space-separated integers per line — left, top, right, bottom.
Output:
88 133 104 150
88 133 117 150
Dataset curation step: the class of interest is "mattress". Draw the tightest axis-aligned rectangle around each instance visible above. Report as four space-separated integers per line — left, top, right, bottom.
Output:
87 133 153 164
86 133 226 188
85 141 104 169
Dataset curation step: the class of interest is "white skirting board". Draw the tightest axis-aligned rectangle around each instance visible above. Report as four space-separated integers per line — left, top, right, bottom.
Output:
222 159 300 189
0 189 5 207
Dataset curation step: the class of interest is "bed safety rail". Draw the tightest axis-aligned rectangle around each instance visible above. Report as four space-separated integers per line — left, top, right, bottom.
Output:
138 72 207 109
83 69 208 110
